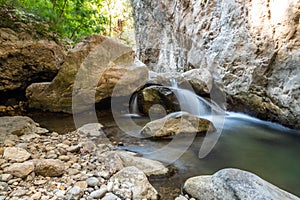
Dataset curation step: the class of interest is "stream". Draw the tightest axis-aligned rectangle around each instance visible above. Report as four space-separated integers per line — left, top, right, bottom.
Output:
28 108 300 199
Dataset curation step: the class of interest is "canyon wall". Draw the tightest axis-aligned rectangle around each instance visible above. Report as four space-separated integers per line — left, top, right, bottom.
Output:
131 0 300 129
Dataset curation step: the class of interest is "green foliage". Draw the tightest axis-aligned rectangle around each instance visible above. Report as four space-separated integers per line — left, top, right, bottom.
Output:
0 0 111 42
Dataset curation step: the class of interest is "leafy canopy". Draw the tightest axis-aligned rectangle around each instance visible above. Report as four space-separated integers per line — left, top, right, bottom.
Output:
0 0 133 43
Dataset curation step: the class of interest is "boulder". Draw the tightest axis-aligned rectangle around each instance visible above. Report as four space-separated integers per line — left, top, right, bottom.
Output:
0 116 48 142
0 27 65 92
3 147 31 162
183 168 300 200
141 112 215 138
35 159 65 177
4 161 34 178
97 151 124 179
26 34 148 113
115 151 169 177
108 166 158 200
131 0 300 129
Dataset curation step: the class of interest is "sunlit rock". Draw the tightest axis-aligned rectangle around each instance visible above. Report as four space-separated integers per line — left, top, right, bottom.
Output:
108 166 159 200
183 168 300 200
26 35 148 113
141 111 215 138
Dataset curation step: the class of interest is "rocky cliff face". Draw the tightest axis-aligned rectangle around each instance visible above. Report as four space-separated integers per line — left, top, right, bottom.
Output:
131 0 300 129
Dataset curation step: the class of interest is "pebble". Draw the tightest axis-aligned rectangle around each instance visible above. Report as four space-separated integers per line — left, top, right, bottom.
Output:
86 177 99 187
0 127 170 200
31 192 42 200
0 182 8 190
66 145 80 153
45 154 57 159
54 190 65 198
102 192 120 200
0 173 13 182
66 186 83 199
89 188 107 199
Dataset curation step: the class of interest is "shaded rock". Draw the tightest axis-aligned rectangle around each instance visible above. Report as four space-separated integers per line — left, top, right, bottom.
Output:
109 166 158 200
184 168 300 200
0 27 65 92
132 0 300 129
77 123 105 137
141 112 215 138
26 34 148 113
137 85 180 116
4 162 34 178
35 159 65 177
115 151 169 177
3 147 31 162
0 116 48 142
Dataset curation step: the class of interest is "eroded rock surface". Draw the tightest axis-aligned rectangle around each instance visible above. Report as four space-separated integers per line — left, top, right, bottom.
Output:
131 0 300 129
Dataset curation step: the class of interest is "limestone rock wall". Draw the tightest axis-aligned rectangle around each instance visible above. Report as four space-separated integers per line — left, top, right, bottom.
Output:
131 0 300 129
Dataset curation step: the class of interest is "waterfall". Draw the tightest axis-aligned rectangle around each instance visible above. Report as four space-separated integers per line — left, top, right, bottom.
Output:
170 77 178 88
128 93 141 117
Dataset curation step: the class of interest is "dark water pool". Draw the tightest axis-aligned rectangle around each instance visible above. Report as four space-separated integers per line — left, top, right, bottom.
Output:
29 111 300 199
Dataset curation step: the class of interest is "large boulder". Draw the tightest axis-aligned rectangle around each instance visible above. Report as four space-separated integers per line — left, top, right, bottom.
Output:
26 35 148 113
141 111 215 138
131 0 300 129
183 168 300 200
0 27 65 92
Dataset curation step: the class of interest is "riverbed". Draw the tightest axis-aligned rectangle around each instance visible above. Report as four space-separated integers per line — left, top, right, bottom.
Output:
28 110 300 199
